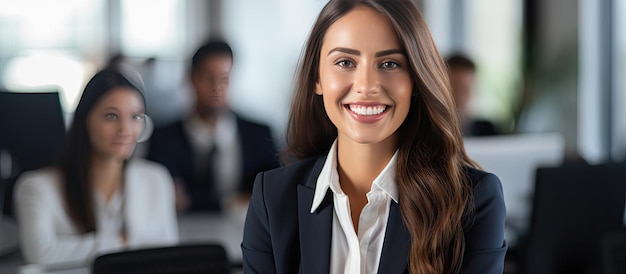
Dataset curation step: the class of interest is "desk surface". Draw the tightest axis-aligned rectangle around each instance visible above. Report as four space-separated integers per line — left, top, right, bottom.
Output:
0 212 246 274
177 211 246 263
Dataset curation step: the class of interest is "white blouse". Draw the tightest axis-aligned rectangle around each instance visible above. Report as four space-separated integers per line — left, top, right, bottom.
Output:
93 189 124 243
14 158 179 265
310 140 399 274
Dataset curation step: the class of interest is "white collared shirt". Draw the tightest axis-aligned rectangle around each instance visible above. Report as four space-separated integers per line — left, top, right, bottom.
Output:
310 140 399 274
183 110 241 200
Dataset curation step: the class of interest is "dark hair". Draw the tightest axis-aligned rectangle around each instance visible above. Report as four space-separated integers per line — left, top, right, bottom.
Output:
60 67 145 233
445 54 476 72
191 40 233 72
284 0 477 273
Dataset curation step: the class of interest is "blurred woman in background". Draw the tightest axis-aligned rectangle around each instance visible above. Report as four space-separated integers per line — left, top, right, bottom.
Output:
14 67 178 264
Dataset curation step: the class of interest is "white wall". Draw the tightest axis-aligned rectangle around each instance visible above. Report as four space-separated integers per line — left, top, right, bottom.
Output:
221 0 327 148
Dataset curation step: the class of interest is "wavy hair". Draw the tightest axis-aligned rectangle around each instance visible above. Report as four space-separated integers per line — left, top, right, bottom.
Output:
59 67 145 233
284 0 478 273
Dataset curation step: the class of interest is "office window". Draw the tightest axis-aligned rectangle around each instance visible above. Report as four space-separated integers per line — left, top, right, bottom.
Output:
612 0 626 161
423 0 523 132
221 0 327 146
0 0 105 112
465 0 523 131
119 0 185 58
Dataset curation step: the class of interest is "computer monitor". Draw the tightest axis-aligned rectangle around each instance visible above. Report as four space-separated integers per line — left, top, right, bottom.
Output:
463 133 565 246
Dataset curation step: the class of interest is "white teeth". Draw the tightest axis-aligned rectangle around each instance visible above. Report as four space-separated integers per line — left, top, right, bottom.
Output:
348 105 386 116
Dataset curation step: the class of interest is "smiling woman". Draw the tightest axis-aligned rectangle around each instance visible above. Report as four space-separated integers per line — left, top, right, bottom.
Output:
315 5 412 149
12 67 178 265
241 0 507 273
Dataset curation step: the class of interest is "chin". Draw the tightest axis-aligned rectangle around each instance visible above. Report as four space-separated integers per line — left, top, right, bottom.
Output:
346 134 387 145
344 129 398 147
113 149 135 160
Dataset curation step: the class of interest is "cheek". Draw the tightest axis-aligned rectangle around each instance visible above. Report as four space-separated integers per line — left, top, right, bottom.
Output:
132 122 145 138
88 122 108 146
392 77 413 103
326 70 353 92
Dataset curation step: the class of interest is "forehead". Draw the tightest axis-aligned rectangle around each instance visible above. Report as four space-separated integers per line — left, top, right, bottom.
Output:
94 87 143 108
322 6 402 53
196 54 232 70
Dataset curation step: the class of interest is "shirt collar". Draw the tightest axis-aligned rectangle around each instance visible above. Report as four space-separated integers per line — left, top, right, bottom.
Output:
183 110 237 150
310 139 399 213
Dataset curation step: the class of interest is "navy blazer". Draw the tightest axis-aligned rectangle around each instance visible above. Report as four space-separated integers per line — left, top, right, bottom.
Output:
242 155 507 273
146 113 279 210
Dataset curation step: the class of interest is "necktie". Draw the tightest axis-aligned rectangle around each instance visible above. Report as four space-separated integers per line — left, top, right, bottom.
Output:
191 144 220 211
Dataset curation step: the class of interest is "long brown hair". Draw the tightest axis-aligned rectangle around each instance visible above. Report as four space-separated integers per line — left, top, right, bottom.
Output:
284 0 478 273
60 67 145 233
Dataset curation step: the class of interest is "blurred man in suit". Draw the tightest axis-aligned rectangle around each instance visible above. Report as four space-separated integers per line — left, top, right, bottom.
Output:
446 54 500 136
147 40 279 212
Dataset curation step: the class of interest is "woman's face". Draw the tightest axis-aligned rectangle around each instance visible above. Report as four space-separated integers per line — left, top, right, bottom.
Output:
87 87 145 161
316 6 413 147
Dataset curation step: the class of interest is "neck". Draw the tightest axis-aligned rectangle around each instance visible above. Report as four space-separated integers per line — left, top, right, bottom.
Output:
90 156 124 202
195 104 220 128
336 136 397 232
336 136 397 195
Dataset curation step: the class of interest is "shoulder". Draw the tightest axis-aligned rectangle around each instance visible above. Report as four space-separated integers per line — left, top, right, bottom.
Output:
465 167 504 200
126 159 172 184
260 157 320 183
151 120 185 139
14 168 62 199
125 159 174 199
234 113 272 131
252 156 322 198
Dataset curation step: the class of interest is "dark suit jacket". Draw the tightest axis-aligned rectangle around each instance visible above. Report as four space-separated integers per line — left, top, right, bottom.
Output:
146 113 279 211
242 155 507 273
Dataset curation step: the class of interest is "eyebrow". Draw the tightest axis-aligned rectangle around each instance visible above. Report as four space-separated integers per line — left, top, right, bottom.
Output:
374 49 404 57
327 47 405 57
102 107 145 113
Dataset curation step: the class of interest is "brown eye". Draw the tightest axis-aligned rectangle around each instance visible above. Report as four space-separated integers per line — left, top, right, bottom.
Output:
336 60 355 68
380 61 400 69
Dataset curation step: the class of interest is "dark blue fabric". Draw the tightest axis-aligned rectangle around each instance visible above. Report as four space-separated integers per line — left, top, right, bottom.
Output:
146 113 279 211
242 155 507 274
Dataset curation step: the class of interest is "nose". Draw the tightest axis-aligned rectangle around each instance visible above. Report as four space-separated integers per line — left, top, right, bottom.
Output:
117 119 132 137
353 65 379 96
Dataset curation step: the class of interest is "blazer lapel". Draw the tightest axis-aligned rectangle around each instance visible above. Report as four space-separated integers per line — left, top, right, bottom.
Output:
297 156 333 274
378 202 410 274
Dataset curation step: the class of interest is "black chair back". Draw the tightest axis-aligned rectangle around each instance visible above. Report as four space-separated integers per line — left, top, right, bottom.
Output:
0 91 66 216
521 163 626 274
603 229 626 274
91 243 231 274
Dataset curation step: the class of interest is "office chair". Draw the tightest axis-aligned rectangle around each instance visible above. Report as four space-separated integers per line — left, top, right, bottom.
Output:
603 229 626 274
91 243 231 274
0 91 66 216
520 162 626 274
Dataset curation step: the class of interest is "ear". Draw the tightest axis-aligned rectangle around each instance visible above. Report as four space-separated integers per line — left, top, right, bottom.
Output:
315 80 323 95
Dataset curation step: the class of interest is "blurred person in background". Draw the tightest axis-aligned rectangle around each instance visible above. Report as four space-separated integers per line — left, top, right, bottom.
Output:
13 67 179 265
147 40 279 213
446 54 500 136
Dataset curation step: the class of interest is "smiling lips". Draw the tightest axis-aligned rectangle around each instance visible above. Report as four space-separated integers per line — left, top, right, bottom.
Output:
345 104 390 123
